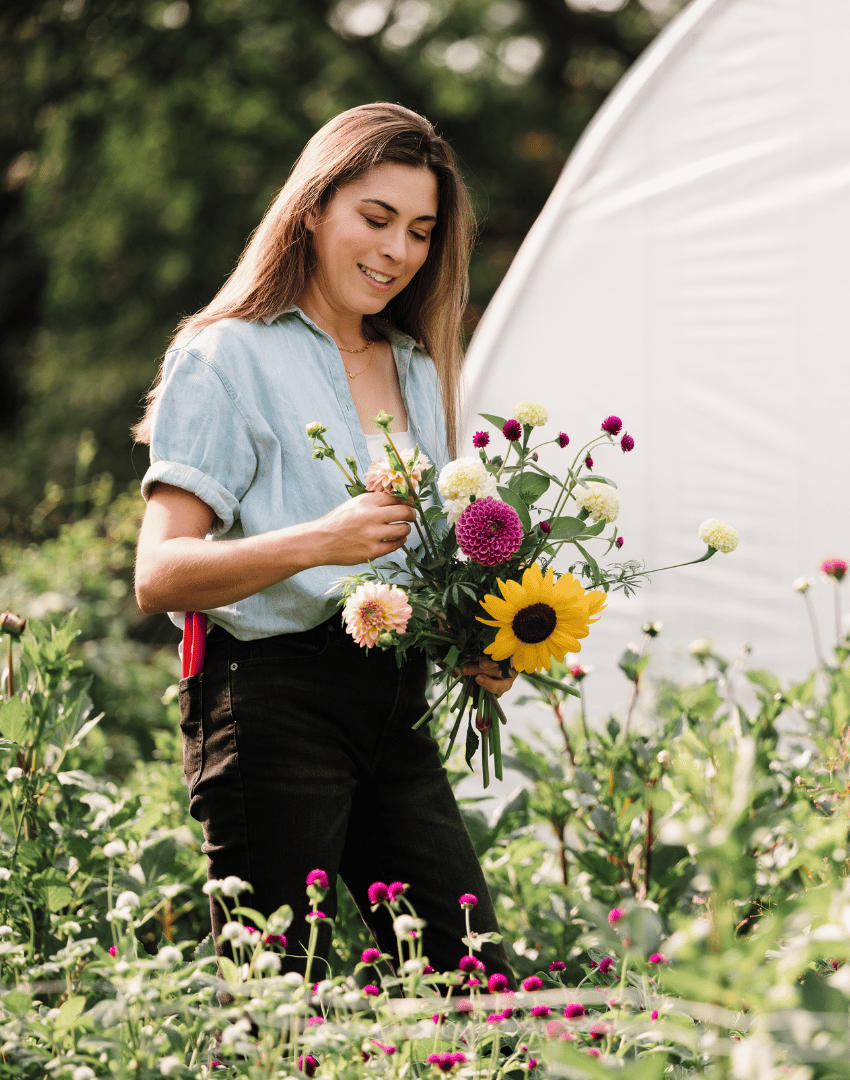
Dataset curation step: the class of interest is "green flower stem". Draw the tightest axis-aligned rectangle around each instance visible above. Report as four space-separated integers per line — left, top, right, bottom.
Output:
644 547 717 575
487 694 504 782
412 671 465 730
303 912 320 991
6 634 13 699
480 729 490 788
802 590 825 666
381 428 439 559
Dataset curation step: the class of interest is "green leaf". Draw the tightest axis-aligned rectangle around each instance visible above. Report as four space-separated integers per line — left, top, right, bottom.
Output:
496 486 531 531
218 955 241 986
577 518 607 538
55 995 86 1030
746 669 783 695
1 991 32 1017
546 516 586 540
519 472 550 503
479 412 507 431
32 868 73 912
465 719 480 769
0 697 31 743
194 933 216 961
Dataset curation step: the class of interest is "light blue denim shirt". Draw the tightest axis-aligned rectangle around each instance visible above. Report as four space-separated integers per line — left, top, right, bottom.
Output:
142 306 450 639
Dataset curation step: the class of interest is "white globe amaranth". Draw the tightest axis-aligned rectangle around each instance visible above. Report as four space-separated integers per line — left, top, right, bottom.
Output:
102 839 126 858
793 576 815 593
5 767 23 783
573 481 619 523
393 914 425 935
157 945 182 966
220 875 251 897
698 519 738 553
72 1068 97 1080
512 400 548 427
253 951 281 974
159 1056 182 1076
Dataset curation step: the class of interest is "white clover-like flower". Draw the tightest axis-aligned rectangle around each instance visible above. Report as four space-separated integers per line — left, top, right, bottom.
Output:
253 951 282 974
793 576 815 593
220 922 250 943
437 458 497 502
72 1068 97 1080
0 926 12 937
573 481 619 523
393 914 425 936
114 961 130 974
0 869 11 882
5 767 22 784
102 840 126 859
159 1056 182 1076
305 421 324 438
689 638 712 658
282 971 304 987
698 519 738 553
403 958 424 974
60 921 81 936
202 879 222 895
115 891 140 910
512 400 548 427
157 945 182 966
220 875 250 897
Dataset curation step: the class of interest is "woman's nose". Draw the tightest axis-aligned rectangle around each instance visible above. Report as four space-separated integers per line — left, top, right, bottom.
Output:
379 226 408 263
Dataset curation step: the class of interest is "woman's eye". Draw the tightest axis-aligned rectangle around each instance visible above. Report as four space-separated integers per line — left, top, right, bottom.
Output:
411 231 429 242
365 217 387 228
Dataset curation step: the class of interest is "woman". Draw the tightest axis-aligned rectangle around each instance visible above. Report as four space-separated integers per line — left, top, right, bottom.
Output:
134 103 516 983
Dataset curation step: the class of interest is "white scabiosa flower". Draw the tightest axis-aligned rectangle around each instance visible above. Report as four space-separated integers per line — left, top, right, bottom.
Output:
392 914 425 936
512 400 548 427
220 875 250 897
282 971 304 987
253 951 282 974
157 945 182 966
573 481 619 523
5 767 23 783
698 519 738 553
102 840 126 858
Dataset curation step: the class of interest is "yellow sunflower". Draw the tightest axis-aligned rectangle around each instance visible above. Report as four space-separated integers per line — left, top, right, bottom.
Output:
477 564 606 673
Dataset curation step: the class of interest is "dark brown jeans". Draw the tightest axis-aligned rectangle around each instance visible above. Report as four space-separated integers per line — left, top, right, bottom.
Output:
178 616 514 984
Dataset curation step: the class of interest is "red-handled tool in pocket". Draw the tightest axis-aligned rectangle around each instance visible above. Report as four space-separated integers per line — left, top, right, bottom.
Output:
181 611 208 679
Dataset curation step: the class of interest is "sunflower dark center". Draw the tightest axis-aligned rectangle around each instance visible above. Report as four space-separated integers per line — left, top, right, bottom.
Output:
512 603 558 644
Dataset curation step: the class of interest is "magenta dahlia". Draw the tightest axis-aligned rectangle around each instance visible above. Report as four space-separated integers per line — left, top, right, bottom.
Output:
455 497 523 566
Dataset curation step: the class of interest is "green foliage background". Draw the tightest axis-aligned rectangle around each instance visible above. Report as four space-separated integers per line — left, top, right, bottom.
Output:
0 0 685 535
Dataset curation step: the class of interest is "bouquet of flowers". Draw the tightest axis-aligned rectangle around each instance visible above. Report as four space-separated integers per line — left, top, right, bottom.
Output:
307 403 737 787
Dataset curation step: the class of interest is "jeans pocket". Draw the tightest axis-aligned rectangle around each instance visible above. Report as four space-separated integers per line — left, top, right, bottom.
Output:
178 672 204 796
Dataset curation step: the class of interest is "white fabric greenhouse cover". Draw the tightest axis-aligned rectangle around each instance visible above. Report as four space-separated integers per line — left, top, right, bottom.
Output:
463 0 850 720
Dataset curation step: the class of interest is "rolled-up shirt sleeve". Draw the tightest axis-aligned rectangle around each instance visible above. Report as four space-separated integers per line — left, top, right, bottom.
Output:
141 348 258 534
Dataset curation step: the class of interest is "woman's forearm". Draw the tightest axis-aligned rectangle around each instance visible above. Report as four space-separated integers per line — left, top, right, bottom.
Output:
134 523 322 614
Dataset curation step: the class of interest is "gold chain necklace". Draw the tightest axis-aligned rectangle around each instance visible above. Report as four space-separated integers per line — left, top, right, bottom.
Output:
338 335 376 379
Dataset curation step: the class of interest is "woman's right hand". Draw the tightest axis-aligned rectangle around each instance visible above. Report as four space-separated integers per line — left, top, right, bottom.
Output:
310 491 416 566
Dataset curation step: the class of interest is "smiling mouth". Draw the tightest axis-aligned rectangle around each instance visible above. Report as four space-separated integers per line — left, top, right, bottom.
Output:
358 264 395 285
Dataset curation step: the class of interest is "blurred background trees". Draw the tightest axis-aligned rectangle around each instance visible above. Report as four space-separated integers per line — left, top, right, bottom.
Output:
1 0 685 537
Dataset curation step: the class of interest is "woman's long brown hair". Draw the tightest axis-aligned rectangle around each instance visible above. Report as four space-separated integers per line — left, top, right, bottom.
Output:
133 103 476 456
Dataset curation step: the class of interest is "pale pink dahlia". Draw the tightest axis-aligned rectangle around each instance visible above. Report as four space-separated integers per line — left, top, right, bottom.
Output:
343 583 411 648
365 450 431 496
456 497 523 566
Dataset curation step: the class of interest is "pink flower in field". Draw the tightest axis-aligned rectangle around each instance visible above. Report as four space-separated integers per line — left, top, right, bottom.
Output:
428 1051 466 1072
473 431 490 449
569 665 587 680
306 910 326 921
564 1003 585 1020
584 455 594 469
455 999 474 1015
601 415 622 436
586 1049 601 1058
616 536 624 549
459 893 478 909
557 432 570 448
306 869 328 890
522 976 543 991
365 450 431 496
368 882 389 903
459 955 484 973
527 1059 539 1069
343 583 411 649
456 497 524 567
488 973 509 993
648 952 668 965
620 433 634 453
545 1020 568 1040
549 960 566 972
364 984 380 997
298 1055 318 1076
307 1016 324 1027
264 933 287 947
651 1009 659 1020
109 945 117 957
422 964 434 974
608 907 625 926
529 1005 551 1018
468 977 481 986
598 957 615 974
539 520 551 535
387 881 406 900
821 558 848 581
361 947 381 964
372 1040 396 1055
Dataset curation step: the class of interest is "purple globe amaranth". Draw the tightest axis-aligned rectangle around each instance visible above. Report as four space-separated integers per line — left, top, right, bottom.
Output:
616 536 624 549
473 430 490 448
549 960 566 972
522 976 544 991
458 892 478 908
306 868 329 889
584 455 594 469
459 955 484 972
601 415 623 436
361 947 382 964
557 432 569 448
368 882 389 903
488 973 510 993
564 1003 585 1020
539 520 551 535
502 418 522 441
456 497 524 567
620 433 635 452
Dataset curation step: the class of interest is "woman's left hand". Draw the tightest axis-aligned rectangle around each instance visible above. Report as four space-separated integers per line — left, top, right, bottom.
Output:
462 657 517 698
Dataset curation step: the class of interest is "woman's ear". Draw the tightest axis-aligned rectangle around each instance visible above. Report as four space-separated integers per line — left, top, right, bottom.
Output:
303 205 320 233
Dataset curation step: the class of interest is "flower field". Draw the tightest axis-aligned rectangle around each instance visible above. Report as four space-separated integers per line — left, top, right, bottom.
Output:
1 491 849 1078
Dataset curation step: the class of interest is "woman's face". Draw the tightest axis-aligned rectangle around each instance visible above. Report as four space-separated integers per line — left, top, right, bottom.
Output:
303 162 439 319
